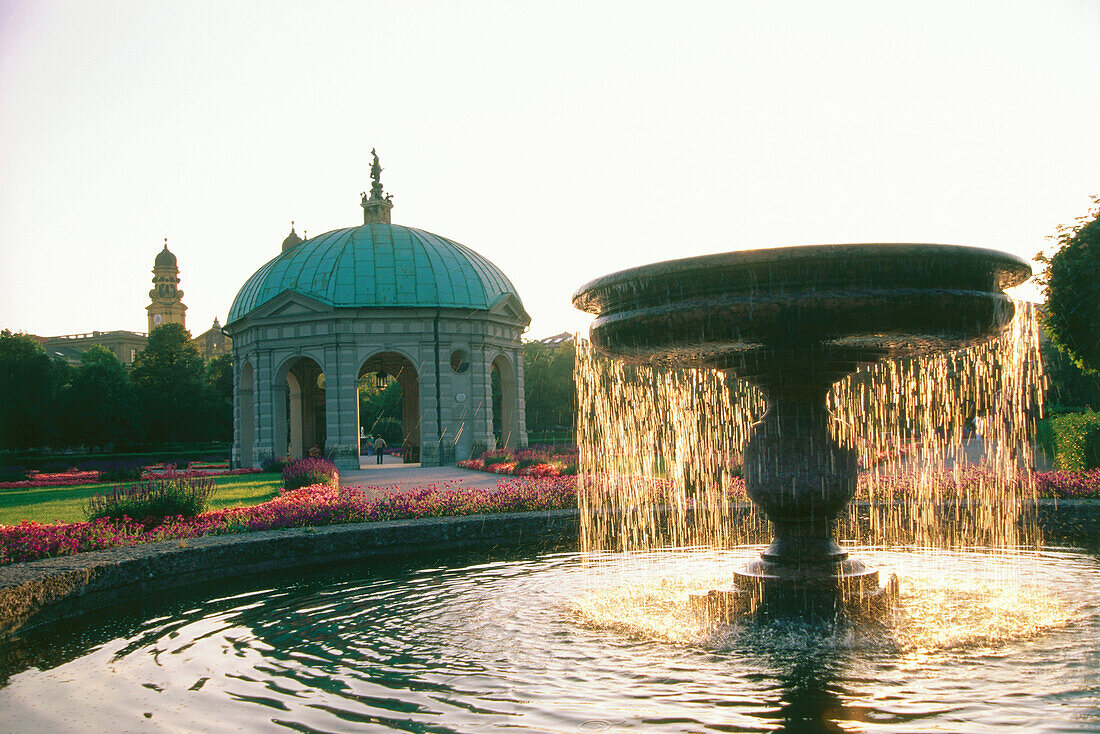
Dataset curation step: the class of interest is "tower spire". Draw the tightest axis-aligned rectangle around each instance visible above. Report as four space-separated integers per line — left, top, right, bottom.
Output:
361 148 394 224
148 238 186 331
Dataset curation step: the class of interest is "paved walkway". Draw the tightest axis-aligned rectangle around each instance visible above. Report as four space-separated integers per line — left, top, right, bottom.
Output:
341 456 505 498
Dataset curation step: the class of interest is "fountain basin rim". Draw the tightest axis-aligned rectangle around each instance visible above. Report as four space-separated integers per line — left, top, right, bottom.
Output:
1 499 1090 641
572 243 1031 313
587 287 1016 366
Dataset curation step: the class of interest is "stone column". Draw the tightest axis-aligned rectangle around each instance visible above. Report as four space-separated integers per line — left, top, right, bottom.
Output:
271 377 288 459
325 340 362 472
231 358 243 468
474 344 495 451
254 349 278 464
233 356 258 468
514 345 529 448
418 343 441 466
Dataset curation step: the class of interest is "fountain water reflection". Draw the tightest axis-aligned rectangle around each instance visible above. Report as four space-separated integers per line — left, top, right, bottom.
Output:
570 548 1072 654
0 545 1096 733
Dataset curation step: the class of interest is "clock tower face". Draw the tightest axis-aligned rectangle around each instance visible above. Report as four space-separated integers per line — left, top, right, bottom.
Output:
153 313 163 325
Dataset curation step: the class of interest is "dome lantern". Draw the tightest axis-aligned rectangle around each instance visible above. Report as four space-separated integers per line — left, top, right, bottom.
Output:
281 222 303 253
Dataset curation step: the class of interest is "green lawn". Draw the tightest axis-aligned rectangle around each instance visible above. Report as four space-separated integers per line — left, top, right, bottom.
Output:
0 473 283 526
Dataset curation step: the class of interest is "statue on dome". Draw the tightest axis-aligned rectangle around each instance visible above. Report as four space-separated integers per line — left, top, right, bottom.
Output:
369 148 384 200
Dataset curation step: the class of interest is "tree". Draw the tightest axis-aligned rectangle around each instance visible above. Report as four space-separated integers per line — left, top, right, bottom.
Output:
63 345 137 447
1042 338 1100 413
359 376 402 440
0 330 70 449
1036 196 1100 374
522 340 576 432
205 354 234 440
131 323 212 443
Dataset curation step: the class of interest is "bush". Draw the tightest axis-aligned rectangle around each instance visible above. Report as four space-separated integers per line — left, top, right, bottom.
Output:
1051 411 1100 471
480 448 514 467
94 459 144 483
1036 418 1056 463
0 465 27 483
282 458 339 491
514 457 539 471
85 475 216 523
261 454 290 473
369 416 403 446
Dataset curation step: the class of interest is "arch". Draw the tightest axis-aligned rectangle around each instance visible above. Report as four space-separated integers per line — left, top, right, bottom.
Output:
491 353 519 449
278 357 326 459
359 352 421 463
239 362 255 467
273 350 327 383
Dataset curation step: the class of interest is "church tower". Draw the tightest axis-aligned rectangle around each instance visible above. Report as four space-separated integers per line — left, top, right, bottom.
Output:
147 239 187 332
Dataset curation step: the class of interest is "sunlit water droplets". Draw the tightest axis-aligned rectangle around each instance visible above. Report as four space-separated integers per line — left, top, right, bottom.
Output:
575 301 1045 555
568 552 1073 656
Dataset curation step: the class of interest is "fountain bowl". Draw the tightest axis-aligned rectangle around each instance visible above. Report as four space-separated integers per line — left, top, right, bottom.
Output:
572 243 1031 380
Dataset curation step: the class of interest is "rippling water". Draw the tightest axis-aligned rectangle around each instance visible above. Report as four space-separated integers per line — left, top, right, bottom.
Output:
2 544 1100 733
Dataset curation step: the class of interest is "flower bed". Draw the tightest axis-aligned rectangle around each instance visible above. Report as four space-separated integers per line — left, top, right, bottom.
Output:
142 464 262 480
0 464 262 489
458 445 578 478
0 476 578 566
0 471 102 490
282 457 338 490
553 466 1100 505
3 467 1098 566
856 468 1100 500
1034 468 1100 499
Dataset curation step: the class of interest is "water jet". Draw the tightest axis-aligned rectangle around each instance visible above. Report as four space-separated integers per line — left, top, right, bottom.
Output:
572 243 1032 618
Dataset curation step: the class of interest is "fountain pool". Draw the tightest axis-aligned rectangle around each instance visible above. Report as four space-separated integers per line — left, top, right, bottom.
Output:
0 242 1084 732
2 540 1099 733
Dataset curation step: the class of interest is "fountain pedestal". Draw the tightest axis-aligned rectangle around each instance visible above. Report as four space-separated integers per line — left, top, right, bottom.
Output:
736 377 879 614
715 352 891 617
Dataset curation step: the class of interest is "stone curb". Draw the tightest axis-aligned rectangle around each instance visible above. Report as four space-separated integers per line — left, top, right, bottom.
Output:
0 509 580 639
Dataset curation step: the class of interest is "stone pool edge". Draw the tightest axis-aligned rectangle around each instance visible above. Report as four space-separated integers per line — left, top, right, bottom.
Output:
1 499 1096 639
0 508 581 638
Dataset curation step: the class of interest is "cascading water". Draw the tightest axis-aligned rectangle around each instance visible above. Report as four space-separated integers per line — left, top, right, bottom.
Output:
575 299 1044 556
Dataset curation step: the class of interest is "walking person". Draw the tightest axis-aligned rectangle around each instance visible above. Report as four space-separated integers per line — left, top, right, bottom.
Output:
374 435 387 464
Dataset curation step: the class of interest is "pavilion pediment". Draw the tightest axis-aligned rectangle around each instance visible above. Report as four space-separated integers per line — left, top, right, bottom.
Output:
488 292 531 325
251 290 332 321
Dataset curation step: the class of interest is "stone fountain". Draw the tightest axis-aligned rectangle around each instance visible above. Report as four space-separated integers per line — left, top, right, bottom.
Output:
572 243 1032 617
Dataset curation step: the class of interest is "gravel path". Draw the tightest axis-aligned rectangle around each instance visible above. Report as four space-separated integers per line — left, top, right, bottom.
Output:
340 459 506 499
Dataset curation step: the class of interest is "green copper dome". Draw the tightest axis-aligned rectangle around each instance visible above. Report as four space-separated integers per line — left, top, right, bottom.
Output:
227 222 524 324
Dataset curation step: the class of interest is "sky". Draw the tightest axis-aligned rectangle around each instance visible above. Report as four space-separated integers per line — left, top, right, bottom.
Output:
1 0 1098 341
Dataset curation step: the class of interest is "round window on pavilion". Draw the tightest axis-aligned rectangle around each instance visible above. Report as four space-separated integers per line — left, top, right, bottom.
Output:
450 349 470 374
